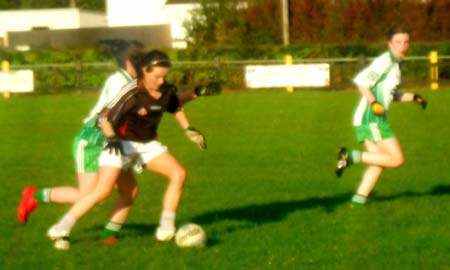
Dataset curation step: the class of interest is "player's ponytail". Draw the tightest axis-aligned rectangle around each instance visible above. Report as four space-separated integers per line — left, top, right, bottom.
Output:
129 51 148 79
98 39 144 69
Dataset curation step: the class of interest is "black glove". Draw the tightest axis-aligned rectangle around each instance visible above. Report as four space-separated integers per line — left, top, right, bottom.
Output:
162 82 178 93
194 82 222 96
413 94 427 109
104 135 124 155
185 127 207 150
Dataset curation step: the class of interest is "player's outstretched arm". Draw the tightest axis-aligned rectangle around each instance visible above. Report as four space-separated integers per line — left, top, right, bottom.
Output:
397 92 427 109
194 81 222 97
413 94 427 109
185 126 206 151
174 110 206 151
178 81 222 106
178 90 197 106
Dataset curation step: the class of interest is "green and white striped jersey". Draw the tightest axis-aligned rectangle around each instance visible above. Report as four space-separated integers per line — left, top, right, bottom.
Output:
352 51 401 126
83 69 133 125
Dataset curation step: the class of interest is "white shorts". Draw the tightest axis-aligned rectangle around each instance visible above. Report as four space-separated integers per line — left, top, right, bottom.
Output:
99 140 168 170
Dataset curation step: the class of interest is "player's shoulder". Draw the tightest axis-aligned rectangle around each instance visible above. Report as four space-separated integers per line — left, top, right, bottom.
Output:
161 82 178 94
108 70 133 84
107 79 139 107
121 79 138 91
372 51 394 67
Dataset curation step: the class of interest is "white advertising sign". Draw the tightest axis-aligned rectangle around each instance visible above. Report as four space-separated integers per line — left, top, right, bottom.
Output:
0 70 34 92
245 64 330 88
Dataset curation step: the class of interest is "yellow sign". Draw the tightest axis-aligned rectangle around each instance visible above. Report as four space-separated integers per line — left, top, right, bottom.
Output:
1 60 10 72
284 54 294 92
429 51 439 90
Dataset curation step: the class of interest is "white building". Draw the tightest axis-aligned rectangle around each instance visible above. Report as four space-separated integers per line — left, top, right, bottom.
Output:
0 0 200 49
106 0 199 48
0 8 106 48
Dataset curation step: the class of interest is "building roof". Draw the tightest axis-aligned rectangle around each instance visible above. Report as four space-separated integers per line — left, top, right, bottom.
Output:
166 0 199 4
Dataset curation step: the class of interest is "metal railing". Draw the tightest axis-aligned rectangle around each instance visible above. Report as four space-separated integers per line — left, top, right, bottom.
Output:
8 55 450 92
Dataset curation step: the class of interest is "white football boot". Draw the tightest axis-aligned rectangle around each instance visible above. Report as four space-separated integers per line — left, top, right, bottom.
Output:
155 226 176 241
47 225 70 239
47 225 71 250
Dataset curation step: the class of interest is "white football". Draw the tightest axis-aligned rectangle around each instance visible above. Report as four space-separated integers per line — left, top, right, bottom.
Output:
175 223 207 248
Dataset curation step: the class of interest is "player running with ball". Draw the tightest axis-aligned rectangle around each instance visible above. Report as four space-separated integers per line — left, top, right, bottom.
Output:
18 41 220 248
46 49 215 248
335 25 427 207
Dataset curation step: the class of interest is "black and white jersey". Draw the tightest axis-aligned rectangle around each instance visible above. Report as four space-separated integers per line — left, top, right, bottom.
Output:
100 80 180 142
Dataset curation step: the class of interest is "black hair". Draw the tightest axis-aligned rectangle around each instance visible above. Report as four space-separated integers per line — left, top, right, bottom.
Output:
130 49 171 79
98 39 145 69
386 25 410 41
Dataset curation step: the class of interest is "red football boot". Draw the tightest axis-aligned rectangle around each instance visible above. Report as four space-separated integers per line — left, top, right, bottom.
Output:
17 186 39 224
101 236 118 245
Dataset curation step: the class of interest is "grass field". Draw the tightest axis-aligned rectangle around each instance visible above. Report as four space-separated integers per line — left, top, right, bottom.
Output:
1 88 449 270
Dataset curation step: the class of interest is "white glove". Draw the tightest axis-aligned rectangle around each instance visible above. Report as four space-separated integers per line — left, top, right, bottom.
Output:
185 127 206 150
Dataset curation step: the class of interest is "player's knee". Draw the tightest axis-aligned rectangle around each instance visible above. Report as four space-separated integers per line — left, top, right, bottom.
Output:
94 187 113 202
391 155 404 168
121 194 135 206
131 185 139 200
170 166 187 186
118 185 138 203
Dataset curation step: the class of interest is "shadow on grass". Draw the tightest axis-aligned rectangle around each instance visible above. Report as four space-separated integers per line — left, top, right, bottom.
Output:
81 223 157 242
188 192 354 246
192 192 352 226
81 184 449 245
187 184 449 245
372 184 450 202
81 192 352 245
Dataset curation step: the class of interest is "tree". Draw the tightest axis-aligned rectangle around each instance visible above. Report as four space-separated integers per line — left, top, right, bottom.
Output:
288 0 450 43
184 0 282 53
290 0 329 43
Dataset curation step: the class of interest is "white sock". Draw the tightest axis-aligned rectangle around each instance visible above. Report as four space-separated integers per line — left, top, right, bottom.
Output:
57 214 76 233
159 210 176 230
42 188 51 203
351 150 362 163
351 194 367 205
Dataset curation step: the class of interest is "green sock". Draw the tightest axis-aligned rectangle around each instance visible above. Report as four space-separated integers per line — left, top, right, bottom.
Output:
33 188 51 203
351 193 367 207
102 222 122 239
349 150 362 163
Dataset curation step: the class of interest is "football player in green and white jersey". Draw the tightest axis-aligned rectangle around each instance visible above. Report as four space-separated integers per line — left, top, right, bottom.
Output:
335 25 427 207
17 40 145 244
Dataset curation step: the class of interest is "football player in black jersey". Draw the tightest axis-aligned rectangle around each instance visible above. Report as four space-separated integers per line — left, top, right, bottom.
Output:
47 49 219 247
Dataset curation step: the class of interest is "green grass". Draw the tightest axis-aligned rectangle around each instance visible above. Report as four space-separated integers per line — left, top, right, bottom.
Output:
1 89 449 270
